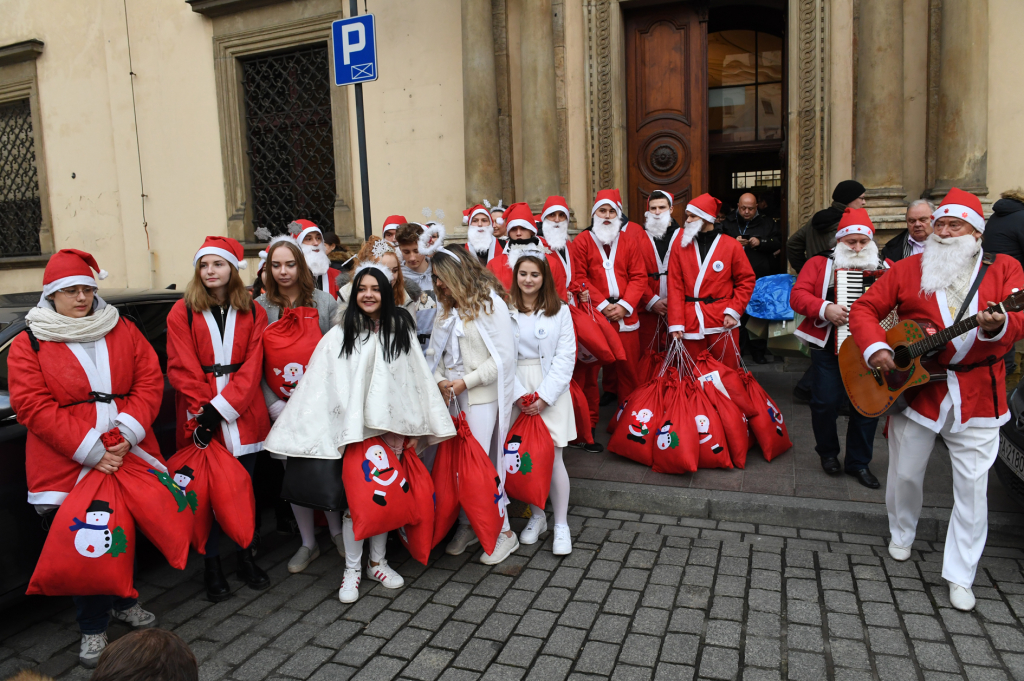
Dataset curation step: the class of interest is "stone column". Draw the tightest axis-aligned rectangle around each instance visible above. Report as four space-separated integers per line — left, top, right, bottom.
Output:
520 0 560 209
461 0 502 207
928 0 988 198
855 0 905 217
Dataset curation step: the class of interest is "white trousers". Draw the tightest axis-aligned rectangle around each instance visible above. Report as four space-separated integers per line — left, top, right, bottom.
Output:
887 410 999 588
342 511 387 570
456 397 511 533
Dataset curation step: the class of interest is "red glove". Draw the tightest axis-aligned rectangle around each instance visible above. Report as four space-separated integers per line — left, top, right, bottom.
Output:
100 428 126 449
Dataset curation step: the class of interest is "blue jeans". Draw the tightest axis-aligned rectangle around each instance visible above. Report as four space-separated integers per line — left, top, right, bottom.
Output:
809 347 879 470
205 452 257 556
73 594 136 635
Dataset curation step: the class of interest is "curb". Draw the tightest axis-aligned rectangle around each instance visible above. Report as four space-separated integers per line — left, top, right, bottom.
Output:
568 478 1024 547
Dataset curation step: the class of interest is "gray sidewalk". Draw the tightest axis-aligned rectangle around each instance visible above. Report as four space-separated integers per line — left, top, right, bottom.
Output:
2 501 1024 681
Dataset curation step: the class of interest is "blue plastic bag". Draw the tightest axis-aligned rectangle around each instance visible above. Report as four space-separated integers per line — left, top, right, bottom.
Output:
746 274 796 321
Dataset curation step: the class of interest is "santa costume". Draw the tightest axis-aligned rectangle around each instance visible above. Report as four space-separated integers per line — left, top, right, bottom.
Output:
290 219 341 297
463 204 501 266
487 202 568 300
8 249 161 661
850 188 1024 608
637 190 682 354
667 193 755 370
382 214 407 244
539 195 576 291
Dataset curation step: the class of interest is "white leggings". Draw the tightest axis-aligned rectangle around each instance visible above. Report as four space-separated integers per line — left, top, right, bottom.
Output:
341 511 387 570
291 505 343 549
456 398 511 533
529 447 569 526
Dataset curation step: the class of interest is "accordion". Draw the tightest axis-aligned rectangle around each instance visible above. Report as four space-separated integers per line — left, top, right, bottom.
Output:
833 268 897 353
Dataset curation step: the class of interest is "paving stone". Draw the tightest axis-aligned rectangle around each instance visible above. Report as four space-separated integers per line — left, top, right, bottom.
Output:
713 575 746 598
475 613 520 643
985 623 1024 652
787 625 824 652
708 596 743 621
277 646 334 679
527 655 573 681
786 651 826 681
615 568 651 591
431 622 478 651
913 641 960 673
941 608 986 635
632 608 670 636
411 604 456 631
591 614 631 643
675 586 711 610
365 610 412 638
351 655 406 681
549 567 585 590
232 647 289 680
704 620 741 648
382 627 434 659
542 626 587 659
827 612 864 639
698 646 739 681
667 609 704 635
823 590 859 615
604 589 641 615
866 626 908 655
962 666 1010 681
785 601 822 626
575 642 621 675
453 639 502 672
650 565 684 587
574 580 611 604
643 585 679 610
454 596 499 624
743 637 779 668
515 609 558 639
474 576 514 599
830 639 871 670
611 663 653 681
403 647 456 681
558 602 599 630
953 634 1001 666
748 589 781 614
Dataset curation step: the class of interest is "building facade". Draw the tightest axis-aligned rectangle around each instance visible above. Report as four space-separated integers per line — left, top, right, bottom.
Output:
0 0 1021 293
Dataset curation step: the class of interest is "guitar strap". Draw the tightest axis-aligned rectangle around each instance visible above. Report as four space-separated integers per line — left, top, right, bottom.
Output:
951 251 996 327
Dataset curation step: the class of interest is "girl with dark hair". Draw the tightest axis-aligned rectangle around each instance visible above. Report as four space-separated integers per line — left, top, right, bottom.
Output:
265 264 455 604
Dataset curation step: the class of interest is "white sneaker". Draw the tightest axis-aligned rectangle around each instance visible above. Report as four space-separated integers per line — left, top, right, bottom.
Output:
520 514 548 545
79 632 107 669
481 532 520 565
949 582 976 612
446 524 480 556
109 603 157 629
367 559 405 589
888 541 912 562
339 568 361 603
288 544 320 573
552 524 572 556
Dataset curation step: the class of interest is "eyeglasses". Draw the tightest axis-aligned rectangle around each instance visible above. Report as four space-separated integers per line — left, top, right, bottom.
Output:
56 286 98 298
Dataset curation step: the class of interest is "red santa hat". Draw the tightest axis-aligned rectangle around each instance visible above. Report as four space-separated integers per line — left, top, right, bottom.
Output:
42 249 109 296
541 196 570 222
647 190 674 210
933 187 986 233
465 205 492 226
382 215 407 236
685 193 721 224
503 202 538 234
591 189 623 217
193 236 247 270
834 208 875 240
287 219 322 244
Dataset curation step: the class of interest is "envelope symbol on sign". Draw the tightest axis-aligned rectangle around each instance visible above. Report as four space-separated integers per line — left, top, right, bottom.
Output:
352 63 374 79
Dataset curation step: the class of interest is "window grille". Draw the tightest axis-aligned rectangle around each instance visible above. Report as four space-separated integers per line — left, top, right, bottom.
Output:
731 169 781 189
242 44 336 239
0 98 42 257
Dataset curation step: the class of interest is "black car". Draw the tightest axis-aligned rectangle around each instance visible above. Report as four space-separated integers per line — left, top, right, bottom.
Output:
997 376 1024 508
0 288 181 606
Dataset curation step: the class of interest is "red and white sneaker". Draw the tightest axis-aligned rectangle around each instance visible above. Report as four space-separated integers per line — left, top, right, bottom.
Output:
366 559 405 589
339 568 361 603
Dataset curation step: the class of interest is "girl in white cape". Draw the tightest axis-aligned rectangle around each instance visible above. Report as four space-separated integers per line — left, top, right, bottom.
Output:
265 263 456 604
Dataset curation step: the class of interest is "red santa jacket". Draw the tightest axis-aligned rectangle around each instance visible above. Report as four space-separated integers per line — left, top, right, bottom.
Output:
572 226 649 331
9 318 165 506
791 253 891 348
638 228 682 312
166 300 271 455
850 251 1024 432
487 247 568 301
548 240 575 291
315 268 341 298
667 233 756 338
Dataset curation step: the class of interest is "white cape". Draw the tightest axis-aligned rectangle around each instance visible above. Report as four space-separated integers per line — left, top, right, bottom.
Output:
265 325 456 459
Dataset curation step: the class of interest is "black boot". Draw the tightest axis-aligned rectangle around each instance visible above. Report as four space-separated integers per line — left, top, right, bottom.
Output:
236 548 270 591
204 556 231 602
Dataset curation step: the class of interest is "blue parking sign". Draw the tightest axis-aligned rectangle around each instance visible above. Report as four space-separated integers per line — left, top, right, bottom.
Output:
332 15 378 86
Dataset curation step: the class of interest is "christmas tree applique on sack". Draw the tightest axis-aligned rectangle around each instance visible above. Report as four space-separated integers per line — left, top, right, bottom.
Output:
149 466 199 514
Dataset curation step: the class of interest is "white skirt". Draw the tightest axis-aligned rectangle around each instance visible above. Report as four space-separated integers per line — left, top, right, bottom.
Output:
511 359 577 447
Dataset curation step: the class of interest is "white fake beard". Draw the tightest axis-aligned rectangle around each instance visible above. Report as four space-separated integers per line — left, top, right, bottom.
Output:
677 219 703 248
592 215 622 246
920 233 981 295
301 244 332 277
467 225 494 254
543 219 569 250
832 240 879 270
644 211 672 240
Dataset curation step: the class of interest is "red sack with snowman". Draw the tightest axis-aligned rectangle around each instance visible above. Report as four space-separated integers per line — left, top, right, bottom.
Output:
343 437 417 541
690 350 758 417
690 378 733 469
430 424 462 548
568 380 594 445
607 377 667 467
397 447 435 565
502 394 555 509
116 450 195 570
454 421 505 556
741 371 793 462
650 373 700 475
701 378 750 469
262 306 322 401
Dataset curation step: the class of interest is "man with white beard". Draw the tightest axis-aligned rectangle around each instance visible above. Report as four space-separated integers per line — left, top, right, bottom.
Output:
636 190 680 357
790 208 887 488
485 202 568 299
463 205 500 266
539 195 575 290
851 188 1024 611
289 219 341 297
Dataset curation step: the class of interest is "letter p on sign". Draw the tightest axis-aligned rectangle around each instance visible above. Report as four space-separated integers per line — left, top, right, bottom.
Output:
341 24 365 65
332 15 378 86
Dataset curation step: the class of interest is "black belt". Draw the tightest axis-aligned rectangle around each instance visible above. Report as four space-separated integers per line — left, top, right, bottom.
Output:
946 355 1000 373
647 272 666 279
68 391 128 407
685 295 721 304
418 334 432 344
202 363 242 377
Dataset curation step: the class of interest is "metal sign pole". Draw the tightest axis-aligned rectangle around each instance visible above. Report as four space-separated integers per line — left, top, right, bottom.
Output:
351 0 372 240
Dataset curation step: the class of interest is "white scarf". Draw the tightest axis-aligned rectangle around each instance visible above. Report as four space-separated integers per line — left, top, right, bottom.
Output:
26 303 120 343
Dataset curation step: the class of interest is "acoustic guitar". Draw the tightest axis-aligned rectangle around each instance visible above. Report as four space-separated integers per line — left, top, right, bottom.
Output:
838 293 1024 418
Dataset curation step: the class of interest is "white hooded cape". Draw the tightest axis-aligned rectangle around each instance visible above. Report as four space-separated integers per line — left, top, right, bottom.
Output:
265 324 456 459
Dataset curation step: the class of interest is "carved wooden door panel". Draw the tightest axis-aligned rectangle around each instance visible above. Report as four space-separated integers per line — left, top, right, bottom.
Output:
625 5 708 222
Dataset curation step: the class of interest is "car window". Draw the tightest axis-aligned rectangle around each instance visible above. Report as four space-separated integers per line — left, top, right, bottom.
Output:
0 335 14 393
130 302 177 373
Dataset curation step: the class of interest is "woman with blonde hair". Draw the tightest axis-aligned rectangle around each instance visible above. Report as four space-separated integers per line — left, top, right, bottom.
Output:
423 229 519 565
337 236 419 317
167 236 271 601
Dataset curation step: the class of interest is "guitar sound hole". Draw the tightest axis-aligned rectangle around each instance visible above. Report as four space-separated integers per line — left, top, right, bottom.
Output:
893 346 912 370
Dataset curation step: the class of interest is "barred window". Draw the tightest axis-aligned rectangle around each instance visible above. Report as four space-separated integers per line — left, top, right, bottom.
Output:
0 98 42 257
241 44 337 239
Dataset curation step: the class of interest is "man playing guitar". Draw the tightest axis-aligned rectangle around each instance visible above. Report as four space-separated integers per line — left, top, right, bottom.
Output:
850 188 1024 612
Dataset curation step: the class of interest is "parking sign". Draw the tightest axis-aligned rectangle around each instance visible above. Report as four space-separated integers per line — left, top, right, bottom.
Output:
332 15 378 86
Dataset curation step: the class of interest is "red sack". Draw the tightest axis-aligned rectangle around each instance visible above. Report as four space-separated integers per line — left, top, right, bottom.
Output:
690 379 732 469
263 306 323 401
607 377 666 467
702 381 750 469
398 448 435 565
650 374 700 475
431 425 462 548
503 394 555 508
117 453 194 570
343 437 417 541
691 351 758 416
596 311 627 362
569 380 593 444
741 371 793 462
569 303 615 365
639 351 668 386
606 395 630 434
28 469 137 598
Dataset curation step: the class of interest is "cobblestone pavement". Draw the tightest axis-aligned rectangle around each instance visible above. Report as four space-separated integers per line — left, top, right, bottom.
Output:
3 507 1024 681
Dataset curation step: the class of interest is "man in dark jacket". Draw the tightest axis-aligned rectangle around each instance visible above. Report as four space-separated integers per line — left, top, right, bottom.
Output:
879 200 934 263
787 180 866 272
981 188 1024 374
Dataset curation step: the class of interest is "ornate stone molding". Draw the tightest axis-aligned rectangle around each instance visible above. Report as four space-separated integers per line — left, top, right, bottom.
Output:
791 0 829 230
187 0 291 17
584 0 615 199
491 0 516 205
0 40 44 67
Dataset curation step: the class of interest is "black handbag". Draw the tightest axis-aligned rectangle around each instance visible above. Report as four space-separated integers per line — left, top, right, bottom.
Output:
280 457 347 511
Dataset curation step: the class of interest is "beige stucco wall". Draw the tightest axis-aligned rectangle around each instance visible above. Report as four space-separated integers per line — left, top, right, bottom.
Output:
988 0 1024 200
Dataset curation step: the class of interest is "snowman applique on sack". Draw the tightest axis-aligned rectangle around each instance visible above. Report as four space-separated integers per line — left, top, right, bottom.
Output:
71 500 127 559
656 421 679 451
502 398 555 509
503 435 533 476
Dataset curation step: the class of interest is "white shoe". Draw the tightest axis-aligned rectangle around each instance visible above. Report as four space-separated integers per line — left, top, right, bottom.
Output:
288 544 320 573
552 524 572 556
446 524 480 556
520 514 548 545
109 603 157 629
949 582 976 612
79 632 107 669
888 541 912 562
481 532 520 565
367 559 405 589
339 568 361 603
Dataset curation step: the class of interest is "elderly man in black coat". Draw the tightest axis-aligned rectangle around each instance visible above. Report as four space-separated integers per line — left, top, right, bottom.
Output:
880 199 934 263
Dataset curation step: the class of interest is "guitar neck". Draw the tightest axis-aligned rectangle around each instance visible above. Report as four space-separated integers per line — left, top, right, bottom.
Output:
908 309 990 359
